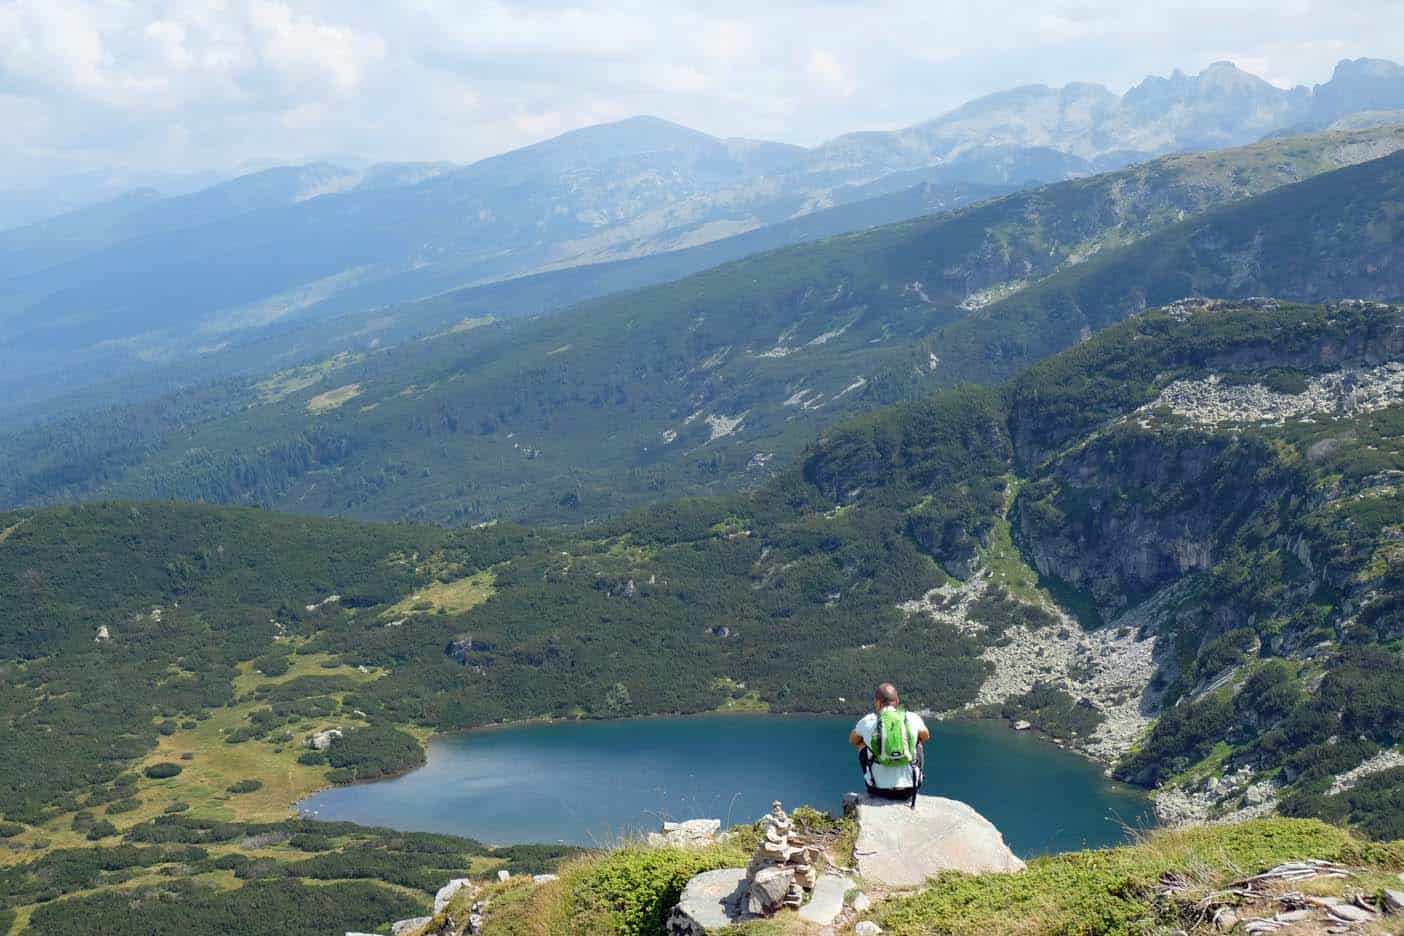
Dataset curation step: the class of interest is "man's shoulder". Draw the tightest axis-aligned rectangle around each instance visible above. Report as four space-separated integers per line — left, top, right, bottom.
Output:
854 712 877 731
907 710 928 730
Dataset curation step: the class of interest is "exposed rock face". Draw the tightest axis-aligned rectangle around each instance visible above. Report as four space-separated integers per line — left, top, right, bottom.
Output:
1143 364 1404 426
664 868 752 935
308 727 343 750
846 793 1025 886
391 918 431 935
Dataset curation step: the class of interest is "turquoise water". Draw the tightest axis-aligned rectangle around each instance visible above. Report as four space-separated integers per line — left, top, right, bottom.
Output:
298 714 1153 856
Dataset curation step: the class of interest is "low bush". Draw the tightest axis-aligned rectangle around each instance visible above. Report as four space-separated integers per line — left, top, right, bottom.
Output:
226 780 264 795
144 762 183 779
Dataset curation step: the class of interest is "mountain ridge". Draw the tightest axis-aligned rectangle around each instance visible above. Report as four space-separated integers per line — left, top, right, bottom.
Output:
2 59 1402 418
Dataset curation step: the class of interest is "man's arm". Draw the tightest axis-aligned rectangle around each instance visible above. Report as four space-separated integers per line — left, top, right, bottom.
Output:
849 729 866 748
912 714 931 744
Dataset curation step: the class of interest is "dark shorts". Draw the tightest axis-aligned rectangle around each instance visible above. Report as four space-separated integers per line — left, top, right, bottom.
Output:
858 745 924 800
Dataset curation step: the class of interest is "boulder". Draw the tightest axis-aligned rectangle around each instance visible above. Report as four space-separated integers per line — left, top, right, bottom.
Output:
665 868 753 935
1383 889 1404 914
433 878 474 914
846 793 1025 886
746 865 795 915
533 873 559 884
391 919 432 935
647 818 722 848
855 922 883 936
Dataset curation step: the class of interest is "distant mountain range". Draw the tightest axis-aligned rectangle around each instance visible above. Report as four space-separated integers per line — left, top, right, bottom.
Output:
3 124 1399 524
1 57 1402 418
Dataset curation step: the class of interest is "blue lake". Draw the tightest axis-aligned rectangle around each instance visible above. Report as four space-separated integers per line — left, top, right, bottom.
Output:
298 714 1154 856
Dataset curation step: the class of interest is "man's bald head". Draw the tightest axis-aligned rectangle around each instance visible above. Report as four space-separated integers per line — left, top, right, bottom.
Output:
875 683 899 706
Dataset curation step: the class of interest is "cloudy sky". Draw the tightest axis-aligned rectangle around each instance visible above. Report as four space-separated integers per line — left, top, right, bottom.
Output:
2 0 1401 182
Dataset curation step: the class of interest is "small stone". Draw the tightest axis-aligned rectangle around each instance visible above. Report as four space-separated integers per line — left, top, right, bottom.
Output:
1383 889 1404 913
852 892 872 912
496 869 511 882
533 873 559 885
1212 907 1238 931
1013 719 1032 730
856 922 883 936
467 913 484 934
1328 903 1375 923
1273 909 1311 923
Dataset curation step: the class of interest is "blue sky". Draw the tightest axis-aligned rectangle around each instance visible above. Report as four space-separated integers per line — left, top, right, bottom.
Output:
1 0 1401 180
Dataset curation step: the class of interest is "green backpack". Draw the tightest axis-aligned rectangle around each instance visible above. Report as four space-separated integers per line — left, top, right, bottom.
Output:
872 707 914 766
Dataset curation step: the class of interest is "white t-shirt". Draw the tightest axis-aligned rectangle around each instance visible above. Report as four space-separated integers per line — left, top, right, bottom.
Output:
854 707 928 789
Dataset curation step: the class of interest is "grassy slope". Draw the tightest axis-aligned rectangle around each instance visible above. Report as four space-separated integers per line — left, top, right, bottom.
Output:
2 127 1402 524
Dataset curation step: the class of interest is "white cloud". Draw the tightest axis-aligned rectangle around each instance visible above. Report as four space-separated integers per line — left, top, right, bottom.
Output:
0 0 1401 182
807 49 846 89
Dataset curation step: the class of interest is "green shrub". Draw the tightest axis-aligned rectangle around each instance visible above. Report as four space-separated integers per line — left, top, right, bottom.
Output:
561 844 746 935
296 751 326 766
226 779 264 795
106 798 141 815
0 821 23 838
85 820 118 840
144 763 183 779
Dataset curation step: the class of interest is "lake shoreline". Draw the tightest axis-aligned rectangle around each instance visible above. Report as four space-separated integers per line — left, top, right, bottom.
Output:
308 706 1130 806
298 713 1154 852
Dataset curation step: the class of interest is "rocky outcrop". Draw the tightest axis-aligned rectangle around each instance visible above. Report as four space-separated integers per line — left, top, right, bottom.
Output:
444 636 492 665
846 793 1025 886
308 727 343 751
647 818 721 848
433 878 475 915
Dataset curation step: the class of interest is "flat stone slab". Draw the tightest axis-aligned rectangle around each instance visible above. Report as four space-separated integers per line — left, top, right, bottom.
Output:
798 871 853 924
667 867 754 933
848 794 1025 886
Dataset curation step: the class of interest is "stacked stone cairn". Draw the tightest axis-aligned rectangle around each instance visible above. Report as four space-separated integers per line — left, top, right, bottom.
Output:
745 801 819 914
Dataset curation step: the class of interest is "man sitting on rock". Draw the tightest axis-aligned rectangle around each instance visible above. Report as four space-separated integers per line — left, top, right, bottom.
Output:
849 682 930 806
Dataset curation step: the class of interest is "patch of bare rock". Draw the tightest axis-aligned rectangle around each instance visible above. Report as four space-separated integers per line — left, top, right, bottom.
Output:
901 572 1173 768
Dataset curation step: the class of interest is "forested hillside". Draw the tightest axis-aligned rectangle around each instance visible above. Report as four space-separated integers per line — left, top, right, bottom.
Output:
2 127 1402 525
1 299 1397 845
